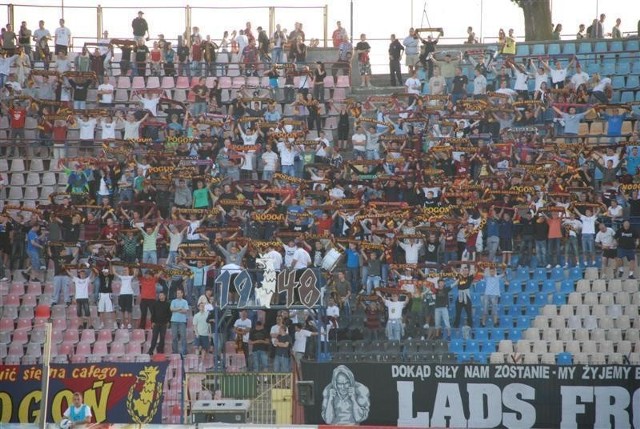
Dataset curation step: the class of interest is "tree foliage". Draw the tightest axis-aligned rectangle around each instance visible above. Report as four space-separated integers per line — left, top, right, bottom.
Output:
511 0 553 41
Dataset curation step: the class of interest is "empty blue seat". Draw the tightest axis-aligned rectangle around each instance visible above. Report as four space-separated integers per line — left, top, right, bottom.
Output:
449 339 464 353
507 328 522 341
593 41 608 53
601 62 616 76
466 340 480 353
625 40 639 51
501 292 513 306
632 62 640 75
552 293 566 306
610 41 623 52
550 267 564 281
621 91 635 104
611 76 626 89
525 305 539 316
508 304 522 317
616 62 631 75
456 352 470 363
500 315 513 328
516 315 531 328
490 328 505 340
577 42 592 54
531 44 545 55
560 280 575 294
542 280 557 293
635 92 640 102
525 280 539 294
533 268 547 281
562 43 576 55
586 62 601 75
474 328 489 341
556 352 573 365
474 352 490 364
535 292 549 306
481 340 497 352
626 75 639 89
547 44 561 55
516 44 530 56
610 92 621 104
508 281 522 294
516 266 530 280
475 280 486 294
568 267 583 281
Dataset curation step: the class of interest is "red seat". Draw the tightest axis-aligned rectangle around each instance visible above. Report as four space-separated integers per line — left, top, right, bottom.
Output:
126 342 142 355
75 343 92 356
16 318 32 332
79 329 96 345
4 294 20 306
7 343 24 358
131 76 146 89
57 343 73 356
34 304 50 319
97 329 113 344
62 329 79 345
0 318 14 331
52 318 67 330
175 76 190 89
93 342 109 356
110 342 125 356
12 330 29 345
70 355 86 364
114 329 130 344
130 329 146 343
117 76 131 89
22 294 38 307
161 76 175 89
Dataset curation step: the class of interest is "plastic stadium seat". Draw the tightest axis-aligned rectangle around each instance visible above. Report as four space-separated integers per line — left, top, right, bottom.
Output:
116 76 131 89
621 92 635 104
62 329 79 345
601 62 616 76
516 45 529 56
231 76 246 89
161 76 175 89
110 342 126 356
547 44 560 55
593 41 607 53
626 76 639 89
8 343 25 358
531 44 545 55
577 42 592 54
131 76 146 89
336 75 350 88
556 352 572 365
146 76 160 89
562 43 575 55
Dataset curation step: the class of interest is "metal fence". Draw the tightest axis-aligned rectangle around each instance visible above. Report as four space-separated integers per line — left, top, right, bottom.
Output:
184 371 294 425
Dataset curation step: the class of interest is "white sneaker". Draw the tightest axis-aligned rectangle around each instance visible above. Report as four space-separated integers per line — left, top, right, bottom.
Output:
546 264 552 269
423 323 430 329
563 264 569 268
127 324 132 329
555 265 561 268
0 277 7 282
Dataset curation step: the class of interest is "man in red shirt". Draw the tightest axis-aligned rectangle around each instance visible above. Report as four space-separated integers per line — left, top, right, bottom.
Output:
7 102 27 157
139 270 159 329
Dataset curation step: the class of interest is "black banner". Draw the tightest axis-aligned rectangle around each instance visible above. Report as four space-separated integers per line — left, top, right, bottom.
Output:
300 362 640 428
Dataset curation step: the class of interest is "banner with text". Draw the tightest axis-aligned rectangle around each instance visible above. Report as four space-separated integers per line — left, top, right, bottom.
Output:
301 362 640 428
0 362 169 424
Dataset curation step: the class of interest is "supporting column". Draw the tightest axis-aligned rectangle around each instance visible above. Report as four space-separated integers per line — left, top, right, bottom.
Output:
97 5 103 39
185 5 191 42
269 7 275 39
323 5 328 47
7 4 14 30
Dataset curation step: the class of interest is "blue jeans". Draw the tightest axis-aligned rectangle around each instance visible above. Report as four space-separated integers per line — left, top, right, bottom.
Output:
535 240 547 267
581 233 595 262
262 170 275 181
171 322 187 356
252 350 269 372
73 100 86 110
386 319 403 341
53 275 70 304
281 165 295 176
167 251 178 266
191 102 207 117
366 275 381 294
366 149 380 160
143 250 158 265
272 47 283 64
548 238 561 266
274 354 290 373
346 266 360 294
381 264 389 285
27 249 41 270
191 61 201 76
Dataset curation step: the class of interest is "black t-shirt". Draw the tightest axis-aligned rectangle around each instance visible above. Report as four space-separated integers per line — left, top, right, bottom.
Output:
452 75 469 93
69 80 91 101
52 252 73 276
98 273 114 294
134 45 149 63
355 41 371 62
120 46 132 62
424 240 438 263
615 228 638 249
388 40 404 61
249 328 270 352
275 334 291 356
62 221 80 243
0 221 12 248
177 46 190 62
434 286 451 308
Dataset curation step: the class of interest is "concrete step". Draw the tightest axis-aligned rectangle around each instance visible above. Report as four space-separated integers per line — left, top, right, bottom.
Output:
350 85 405 97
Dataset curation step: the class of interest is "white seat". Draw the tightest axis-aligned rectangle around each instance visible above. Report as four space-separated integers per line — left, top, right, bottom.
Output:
25 173 41 186
627 329 640 342
607 279 622 293
565 341 581 354
600 292 614 306
523 353 539 364
584 267 599 280
524 328 540 341
592 305 607 319
615 292 630 305
574 329 589 342
532 340 548 355
583 292 598 306
590 329 605 342
623 304 638 319
543 328 557 341
40 186 56 200
589 353 606 364
542 305 557 318
0 159 8 172
607 304 622 318
568 293 582 306
583 315 598 330
559 305 574 317
498 340 513 353
57 173 68 186
607 354 623 364
533 315 548 329
10 173 25 186
23 187 38 200
617 341 632 355
573 353 589 364
582 341 597 354
8 187 23 200
516 340 531 354
490 352 505 364
629 353 640 364
615 315 631 330
599 318 615 329
591 279 606 293
558 328 573 342
599 341 614 354
575 305 590 317
550 316 565 329
576 279 591 293
567 315 581 329
549 340 564 354
41 172 57 186
10 159 25 172
29 159 44 172
624 280 639 293
606 328 622 342
540 353 556 364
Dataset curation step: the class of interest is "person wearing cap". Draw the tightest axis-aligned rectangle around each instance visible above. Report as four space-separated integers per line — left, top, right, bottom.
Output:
132 11 149 43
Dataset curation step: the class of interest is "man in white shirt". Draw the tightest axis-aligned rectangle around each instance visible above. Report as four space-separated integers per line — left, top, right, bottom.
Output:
398 239 423 264
592 77 612 104
291 241 312 270
376 289 408 340
292 323 317 364
70 269 93 329
574 205 600 263
113 266 136 329
570 63 589 88
542 57 574 89
54 19 71 55
233 310 252 361
351 125 367 157
473 68 487 97
404 70 421 94
277 140 297 177
264 245 284 271
97 81 114 105
258 144 277 182
595 222 617 270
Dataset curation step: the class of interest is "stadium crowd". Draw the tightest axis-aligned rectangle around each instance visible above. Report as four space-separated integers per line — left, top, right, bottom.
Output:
0 11 639 371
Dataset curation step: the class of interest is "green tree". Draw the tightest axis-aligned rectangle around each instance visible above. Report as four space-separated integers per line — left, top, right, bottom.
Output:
512 0 553 41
